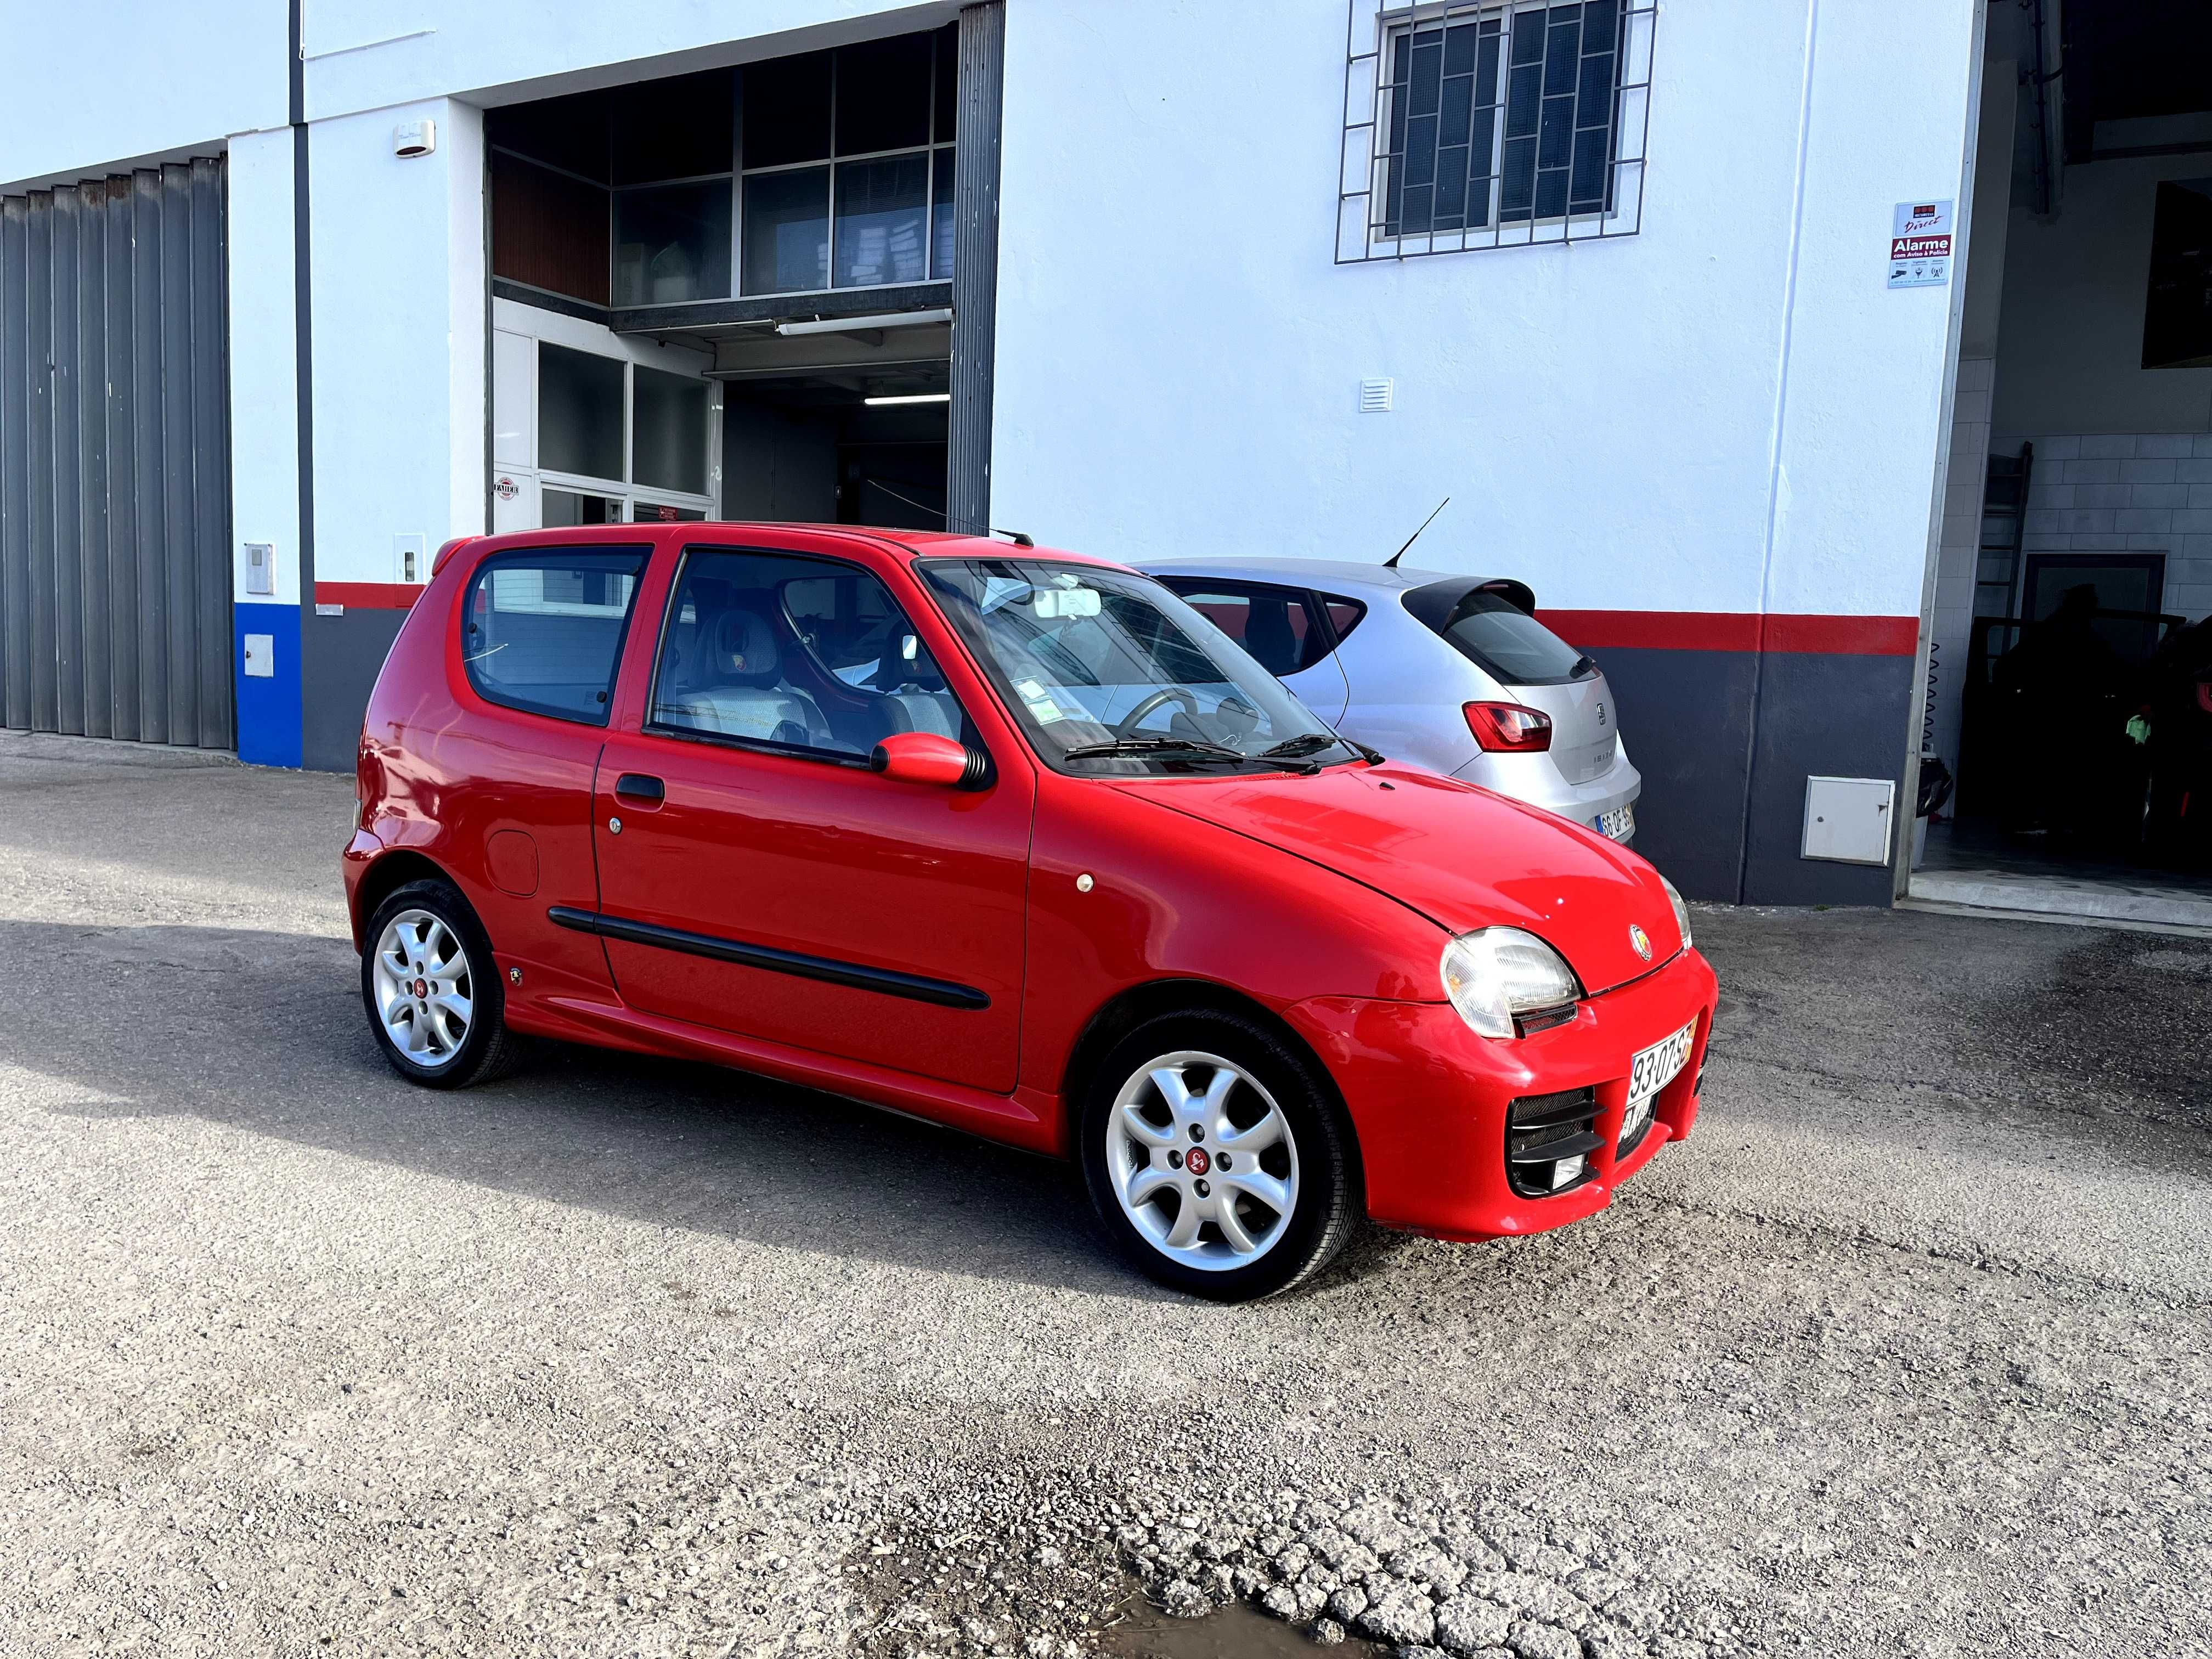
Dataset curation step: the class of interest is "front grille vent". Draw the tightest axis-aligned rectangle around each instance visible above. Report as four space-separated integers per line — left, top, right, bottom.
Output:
1505 1087 1601 1197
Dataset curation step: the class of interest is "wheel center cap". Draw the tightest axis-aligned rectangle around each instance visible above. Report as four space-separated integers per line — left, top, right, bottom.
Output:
413 978 428 998
1183 1147 1210 1177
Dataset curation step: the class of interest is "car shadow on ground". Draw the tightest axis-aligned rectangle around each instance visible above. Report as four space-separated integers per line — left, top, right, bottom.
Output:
7 918 1195 1302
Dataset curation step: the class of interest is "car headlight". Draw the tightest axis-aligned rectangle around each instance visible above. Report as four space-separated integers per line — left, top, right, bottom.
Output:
1440 928 1583 1039
1661 876 1692 953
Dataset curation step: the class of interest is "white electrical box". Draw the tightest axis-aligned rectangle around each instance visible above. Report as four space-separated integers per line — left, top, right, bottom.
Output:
243 541 274 596
1802 776 1895 865
242 633 274 679
394 533 429 586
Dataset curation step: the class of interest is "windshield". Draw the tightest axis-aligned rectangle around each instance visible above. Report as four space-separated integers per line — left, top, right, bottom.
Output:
917 558 1353 775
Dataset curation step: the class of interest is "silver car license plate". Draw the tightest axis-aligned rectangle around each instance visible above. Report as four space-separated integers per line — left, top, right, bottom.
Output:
1594 804 1635 841
1621 1018 1696 1147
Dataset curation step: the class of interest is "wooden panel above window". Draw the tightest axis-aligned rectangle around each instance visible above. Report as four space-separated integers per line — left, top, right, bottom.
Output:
492 150 611 308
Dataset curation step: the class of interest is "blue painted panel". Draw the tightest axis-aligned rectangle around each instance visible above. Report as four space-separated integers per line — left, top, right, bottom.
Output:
233 602 302 768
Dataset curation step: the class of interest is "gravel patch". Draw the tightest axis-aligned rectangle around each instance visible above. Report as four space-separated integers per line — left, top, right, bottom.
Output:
5 746 2212 1659
845 1469 1761 1659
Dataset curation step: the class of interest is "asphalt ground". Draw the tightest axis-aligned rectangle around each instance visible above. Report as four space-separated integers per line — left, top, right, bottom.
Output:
0 731 2206 1658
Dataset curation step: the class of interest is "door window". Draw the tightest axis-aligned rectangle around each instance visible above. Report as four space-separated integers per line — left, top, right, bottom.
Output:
649 549 963 755
1165 584 1334 678
462 549 649 725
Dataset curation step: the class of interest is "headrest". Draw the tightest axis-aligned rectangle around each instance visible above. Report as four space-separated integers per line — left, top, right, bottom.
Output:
710 608 781 685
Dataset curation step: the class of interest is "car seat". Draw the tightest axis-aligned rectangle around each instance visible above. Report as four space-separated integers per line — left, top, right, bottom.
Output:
866 631 960 738
664 606 834 747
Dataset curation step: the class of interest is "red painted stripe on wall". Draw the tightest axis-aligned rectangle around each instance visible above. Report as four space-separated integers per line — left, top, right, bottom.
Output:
1538 610 1919 657
315 583 424 610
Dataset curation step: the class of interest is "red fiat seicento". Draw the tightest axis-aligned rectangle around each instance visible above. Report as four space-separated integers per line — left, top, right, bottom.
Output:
344 524 1716 1300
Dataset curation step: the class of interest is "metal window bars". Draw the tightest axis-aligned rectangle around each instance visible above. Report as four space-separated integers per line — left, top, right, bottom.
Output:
1338 0 1655 263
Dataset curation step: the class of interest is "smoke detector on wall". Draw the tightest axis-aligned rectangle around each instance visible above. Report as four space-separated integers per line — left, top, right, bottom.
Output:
393 120 437 158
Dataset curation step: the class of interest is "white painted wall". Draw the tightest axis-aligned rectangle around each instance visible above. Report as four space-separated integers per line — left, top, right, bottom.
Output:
298 0 953 117
1762 0 1980 624
1993 154 2212 439
8 0 1981 629
226 128 303 608
307 98 487 586
0 1 287 191
990 0 1977 624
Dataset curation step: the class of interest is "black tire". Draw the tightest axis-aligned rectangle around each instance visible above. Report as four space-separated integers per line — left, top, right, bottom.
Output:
1078 1009 1360 1302
360 877 522 1089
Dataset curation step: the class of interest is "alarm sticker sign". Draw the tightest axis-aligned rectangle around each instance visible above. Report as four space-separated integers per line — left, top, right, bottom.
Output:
1888 200 1953 289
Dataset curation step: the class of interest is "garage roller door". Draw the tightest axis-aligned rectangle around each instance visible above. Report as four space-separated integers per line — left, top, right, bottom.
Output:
0 158 232 747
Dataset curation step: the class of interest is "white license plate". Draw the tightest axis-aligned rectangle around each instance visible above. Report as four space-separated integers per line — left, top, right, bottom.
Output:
1594 804 1635 842
1621 1018 1696 1147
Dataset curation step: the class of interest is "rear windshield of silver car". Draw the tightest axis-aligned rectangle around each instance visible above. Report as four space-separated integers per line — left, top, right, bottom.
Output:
1403 579 1595 687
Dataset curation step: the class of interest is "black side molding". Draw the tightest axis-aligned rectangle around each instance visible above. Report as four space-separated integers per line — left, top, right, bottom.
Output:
548 906 990 1011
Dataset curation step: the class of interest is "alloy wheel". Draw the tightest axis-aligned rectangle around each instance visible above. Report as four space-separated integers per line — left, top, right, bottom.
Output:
371 909 474 1069
1104 1049 1301 1271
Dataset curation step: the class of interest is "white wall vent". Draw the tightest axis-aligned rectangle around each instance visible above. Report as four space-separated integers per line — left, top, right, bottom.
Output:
1359 377 1394 413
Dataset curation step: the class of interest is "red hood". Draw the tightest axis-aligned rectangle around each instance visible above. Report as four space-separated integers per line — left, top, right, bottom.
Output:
1116 762 1684 996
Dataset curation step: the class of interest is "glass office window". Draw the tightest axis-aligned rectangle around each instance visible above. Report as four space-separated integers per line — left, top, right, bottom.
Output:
743 168 832 294
633 365 710 495
613 182 732 306
834 155 929 288
538 343 625 481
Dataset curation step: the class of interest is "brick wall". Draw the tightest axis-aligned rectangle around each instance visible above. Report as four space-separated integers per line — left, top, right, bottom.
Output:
2012 431 2212 622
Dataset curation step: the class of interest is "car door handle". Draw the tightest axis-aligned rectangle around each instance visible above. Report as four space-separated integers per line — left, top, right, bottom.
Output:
613 772 665 806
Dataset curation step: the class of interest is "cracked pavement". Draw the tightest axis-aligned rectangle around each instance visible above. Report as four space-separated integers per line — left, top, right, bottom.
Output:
0 731 2207 1658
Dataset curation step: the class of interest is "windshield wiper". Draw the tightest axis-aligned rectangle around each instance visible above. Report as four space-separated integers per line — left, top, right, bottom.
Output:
1061 737 1318 774
1263 731 1385 766
1259 732 1349 759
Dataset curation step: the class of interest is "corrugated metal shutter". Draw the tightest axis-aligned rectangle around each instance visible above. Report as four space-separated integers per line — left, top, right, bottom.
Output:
1 158 232 748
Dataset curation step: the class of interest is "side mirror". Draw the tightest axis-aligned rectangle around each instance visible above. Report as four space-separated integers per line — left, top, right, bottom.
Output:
869 730 984 787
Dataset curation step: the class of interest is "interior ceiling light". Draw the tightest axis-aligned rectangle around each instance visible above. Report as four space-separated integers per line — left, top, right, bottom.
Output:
864 393 952 405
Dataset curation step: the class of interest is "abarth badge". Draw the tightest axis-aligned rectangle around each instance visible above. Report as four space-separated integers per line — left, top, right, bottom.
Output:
1629 924 1652 961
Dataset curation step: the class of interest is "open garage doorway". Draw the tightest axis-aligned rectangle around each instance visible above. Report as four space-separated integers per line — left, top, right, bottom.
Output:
482 12 997 545
1911 0 2212 932
712 317 951 533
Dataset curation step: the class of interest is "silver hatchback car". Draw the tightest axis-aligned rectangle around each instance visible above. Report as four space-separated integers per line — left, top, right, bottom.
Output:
1137 557 1642 843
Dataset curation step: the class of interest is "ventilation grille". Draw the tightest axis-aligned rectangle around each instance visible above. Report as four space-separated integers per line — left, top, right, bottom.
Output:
1505 1087 1601 1198
1359 376 1394 413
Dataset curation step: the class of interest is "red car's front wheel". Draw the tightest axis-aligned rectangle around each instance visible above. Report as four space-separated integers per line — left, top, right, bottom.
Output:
1080 1010 1358 1301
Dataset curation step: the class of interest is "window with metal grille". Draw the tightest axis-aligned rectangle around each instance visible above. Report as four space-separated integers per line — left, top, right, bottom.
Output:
1338 0 1654 262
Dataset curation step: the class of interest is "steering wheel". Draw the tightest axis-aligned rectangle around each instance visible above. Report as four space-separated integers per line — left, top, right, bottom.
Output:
1114 686 1201 737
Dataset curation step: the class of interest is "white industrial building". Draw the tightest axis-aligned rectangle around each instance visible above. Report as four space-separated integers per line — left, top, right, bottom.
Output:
3 0 2209 920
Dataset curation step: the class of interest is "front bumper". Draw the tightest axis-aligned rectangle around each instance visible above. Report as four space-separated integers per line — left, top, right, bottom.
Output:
1287 946 1717 1241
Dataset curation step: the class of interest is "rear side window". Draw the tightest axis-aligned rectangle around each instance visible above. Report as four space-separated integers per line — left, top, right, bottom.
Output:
461 549 649 724
1158 582 1333 677
1321 596 1367 644
1406 580 1590 687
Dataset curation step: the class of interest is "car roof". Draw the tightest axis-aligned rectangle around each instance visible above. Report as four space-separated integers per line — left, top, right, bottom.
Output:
443 523 1128 573
1128 555 1510 599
